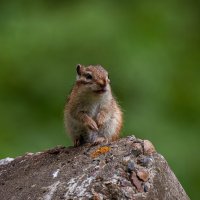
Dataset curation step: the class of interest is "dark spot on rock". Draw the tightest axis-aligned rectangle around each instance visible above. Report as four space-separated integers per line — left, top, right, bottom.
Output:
137 157 151 167
131 149 141 157
105 157 113 163
93 160 100 165
48 149 60 154
96 175 103 181
127 161 135 172
42 189 47 193
144 184 148 192
47 146 65 155
59 194 65 199
63 149 69 154
123 153 131 157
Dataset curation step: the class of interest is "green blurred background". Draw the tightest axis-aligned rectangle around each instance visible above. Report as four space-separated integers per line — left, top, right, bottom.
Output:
0 0 199 198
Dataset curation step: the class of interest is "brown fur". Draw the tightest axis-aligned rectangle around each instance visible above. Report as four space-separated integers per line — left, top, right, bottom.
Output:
64 64 123 146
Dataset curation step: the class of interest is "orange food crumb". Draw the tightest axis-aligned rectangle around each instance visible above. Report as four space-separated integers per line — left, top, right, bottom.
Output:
91 146 111 158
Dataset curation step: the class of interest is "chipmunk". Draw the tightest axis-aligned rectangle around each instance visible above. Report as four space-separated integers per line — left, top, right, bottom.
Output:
64 64 123 147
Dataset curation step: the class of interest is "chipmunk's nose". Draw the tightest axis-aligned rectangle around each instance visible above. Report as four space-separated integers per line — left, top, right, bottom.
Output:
98 80 107 88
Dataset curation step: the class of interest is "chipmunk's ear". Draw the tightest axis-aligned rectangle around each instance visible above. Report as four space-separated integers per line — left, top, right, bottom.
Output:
76 64 82 76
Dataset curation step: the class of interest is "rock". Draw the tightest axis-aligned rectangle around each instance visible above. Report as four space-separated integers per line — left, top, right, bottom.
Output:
136 169 149 182
131 142 143 157
143 140 156 155
137 156 152 167
127 161 135 172
144 183 148 192
0 158 14 166
130 171 143 192
0 136 190 200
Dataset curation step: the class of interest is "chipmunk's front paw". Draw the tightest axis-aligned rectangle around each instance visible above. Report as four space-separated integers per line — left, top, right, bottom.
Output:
85 119 99 132
96 113 106 128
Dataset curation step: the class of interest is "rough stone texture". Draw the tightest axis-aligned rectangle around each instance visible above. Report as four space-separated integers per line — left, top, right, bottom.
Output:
0 136 190 200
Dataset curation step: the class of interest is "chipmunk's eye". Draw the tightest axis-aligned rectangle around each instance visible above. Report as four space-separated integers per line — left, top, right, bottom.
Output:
85 73 93 80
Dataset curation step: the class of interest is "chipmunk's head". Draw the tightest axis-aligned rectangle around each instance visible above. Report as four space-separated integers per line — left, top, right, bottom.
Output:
76 64 110 94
